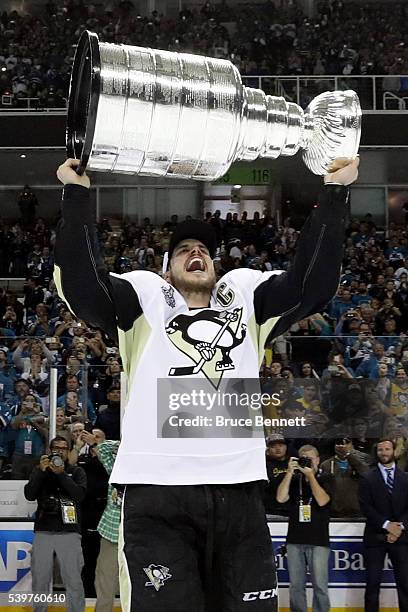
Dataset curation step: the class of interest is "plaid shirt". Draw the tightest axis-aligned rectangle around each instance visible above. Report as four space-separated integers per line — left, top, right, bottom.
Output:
96 440 121 543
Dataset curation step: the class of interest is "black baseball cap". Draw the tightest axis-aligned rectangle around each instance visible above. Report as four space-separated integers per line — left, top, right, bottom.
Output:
168 220 217 263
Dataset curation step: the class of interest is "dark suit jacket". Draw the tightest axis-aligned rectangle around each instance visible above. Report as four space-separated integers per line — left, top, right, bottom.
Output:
359 466 408 547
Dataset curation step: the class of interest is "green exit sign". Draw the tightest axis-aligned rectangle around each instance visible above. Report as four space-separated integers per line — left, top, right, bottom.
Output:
214 164 273 185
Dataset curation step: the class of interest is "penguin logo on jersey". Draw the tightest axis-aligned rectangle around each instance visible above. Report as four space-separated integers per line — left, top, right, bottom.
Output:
165 307 246 388
144 564 172 591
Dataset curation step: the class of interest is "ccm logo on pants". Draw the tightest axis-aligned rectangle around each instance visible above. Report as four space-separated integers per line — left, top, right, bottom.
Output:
243 589 278 601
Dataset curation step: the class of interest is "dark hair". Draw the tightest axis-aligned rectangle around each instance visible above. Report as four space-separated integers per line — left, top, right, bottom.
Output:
14 378 31 387
167 219 217 264
376 438 396 451
107 384 120 393
49 435 69 450
66 374 79 382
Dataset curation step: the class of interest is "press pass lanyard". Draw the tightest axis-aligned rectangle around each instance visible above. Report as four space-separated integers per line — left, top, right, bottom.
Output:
298 475 312 523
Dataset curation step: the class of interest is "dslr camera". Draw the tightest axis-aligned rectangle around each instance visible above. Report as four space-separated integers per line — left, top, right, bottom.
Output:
41 495 60 515
48 454 64 469
298 456 313 469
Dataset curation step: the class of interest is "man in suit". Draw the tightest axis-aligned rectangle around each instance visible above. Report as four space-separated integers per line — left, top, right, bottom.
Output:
359 438 408 612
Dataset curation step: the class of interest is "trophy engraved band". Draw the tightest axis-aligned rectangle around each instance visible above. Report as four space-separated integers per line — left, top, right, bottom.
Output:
67 31 361 180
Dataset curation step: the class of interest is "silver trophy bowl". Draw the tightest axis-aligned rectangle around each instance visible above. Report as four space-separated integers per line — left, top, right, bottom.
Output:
67 31 361 179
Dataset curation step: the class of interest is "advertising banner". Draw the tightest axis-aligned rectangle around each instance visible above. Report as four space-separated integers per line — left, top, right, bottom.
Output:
0 521 399 610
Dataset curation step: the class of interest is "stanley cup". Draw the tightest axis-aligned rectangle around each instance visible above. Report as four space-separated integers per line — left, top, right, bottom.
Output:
67 31 361 180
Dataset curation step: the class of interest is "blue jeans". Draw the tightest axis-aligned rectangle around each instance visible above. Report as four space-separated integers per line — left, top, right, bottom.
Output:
286 544 330 612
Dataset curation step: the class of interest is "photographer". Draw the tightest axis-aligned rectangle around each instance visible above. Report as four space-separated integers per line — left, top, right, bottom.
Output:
277 445 333 612
24 435 86 612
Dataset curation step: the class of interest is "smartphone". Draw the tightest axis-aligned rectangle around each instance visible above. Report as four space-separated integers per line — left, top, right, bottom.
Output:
83 421 93 433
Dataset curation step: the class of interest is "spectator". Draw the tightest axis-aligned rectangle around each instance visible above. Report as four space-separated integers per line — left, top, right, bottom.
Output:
24 277 46 315
297 381 321 413
95 385 121 440
359 439 408 612
355 342 387 378
75 429 108 598
63 391 85 423
0 401 12 472
55 407 72 446
1 305 23 335
298 361 318 379
57 374 96 423
8 378 32 415
17 184 38 227
26 303 53 337
265 434 291 517
94 439 121 612
387 368 408 417
321 437 370 517
68 421 85 465
0 347 16 399
321 353 354 381
24 436 87 612
13 338 55 374
10 393 47 479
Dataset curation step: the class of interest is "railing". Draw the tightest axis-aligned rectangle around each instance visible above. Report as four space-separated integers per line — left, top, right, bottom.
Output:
241 74 408 111
0 94 66 112
1 76 407 113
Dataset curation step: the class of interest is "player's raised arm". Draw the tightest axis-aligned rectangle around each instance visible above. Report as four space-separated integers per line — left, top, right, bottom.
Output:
253 158 359 340
53 159 142 341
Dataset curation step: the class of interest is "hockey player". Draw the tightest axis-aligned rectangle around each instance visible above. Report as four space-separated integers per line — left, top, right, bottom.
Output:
54 157 359 612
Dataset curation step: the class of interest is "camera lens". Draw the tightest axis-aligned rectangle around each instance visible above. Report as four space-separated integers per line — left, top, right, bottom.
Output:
298 456 312 469
49 454 64 468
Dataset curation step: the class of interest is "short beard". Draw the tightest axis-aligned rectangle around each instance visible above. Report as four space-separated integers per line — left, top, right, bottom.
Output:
378 455 394 465
169 269 216 295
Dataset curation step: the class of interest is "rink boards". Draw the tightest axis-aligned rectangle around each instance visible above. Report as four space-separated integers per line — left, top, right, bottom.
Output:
0 521 399 611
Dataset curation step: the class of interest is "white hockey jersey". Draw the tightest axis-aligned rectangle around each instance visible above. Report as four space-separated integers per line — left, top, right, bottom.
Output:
109 268 280 485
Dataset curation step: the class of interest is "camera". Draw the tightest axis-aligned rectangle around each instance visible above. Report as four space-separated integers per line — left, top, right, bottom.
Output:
48 454 64 469
298 456 312 469
41 495 59 514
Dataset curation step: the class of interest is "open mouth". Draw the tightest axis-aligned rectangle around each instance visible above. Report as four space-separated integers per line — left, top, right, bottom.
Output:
186 257 206 273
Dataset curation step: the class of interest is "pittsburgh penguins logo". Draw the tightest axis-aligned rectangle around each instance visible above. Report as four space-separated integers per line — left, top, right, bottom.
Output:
165 308 246 388
144 564 172 591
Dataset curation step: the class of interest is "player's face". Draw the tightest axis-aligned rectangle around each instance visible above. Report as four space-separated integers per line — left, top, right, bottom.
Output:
168 240 216 293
